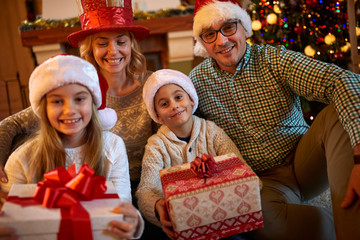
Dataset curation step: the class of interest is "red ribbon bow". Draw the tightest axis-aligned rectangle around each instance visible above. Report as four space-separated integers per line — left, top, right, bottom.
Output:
7 164 112 240
190 153 218 179
33 164 107 208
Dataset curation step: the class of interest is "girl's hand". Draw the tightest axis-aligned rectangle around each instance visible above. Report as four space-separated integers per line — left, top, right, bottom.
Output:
0 212 18 240
0 227 17 240
108 202 140 239
155 198 175 239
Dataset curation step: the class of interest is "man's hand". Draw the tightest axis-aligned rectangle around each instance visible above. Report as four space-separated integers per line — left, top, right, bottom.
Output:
341 143 360 208
155 198 175 239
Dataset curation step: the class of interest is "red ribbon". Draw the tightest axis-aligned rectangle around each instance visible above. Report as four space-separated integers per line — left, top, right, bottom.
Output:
190 153 218 179
7 164 111 240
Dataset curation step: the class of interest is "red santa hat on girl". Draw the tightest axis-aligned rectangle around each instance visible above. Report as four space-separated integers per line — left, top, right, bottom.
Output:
193 0 253 58
29 55 117 130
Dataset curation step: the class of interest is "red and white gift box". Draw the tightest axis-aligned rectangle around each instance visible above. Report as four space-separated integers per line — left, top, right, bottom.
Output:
160 153 263 240
0 164 123 240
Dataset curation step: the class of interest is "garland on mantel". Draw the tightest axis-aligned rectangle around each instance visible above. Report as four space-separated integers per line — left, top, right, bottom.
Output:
20 5 194 32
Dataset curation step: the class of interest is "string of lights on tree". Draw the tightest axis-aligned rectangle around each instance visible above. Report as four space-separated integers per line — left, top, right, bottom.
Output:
247 0 360 69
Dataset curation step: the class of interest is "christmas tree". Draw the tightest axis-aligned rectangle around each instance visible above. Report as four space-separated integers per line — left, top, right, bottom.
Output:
248 0 353 69
247 0 357 124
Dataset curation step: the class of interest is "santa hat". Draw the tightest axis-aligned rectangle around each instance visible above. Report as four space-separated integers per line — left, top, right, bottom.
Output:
193 0 253 58
67 0 149 47
29 55 117 130
143 69 199 124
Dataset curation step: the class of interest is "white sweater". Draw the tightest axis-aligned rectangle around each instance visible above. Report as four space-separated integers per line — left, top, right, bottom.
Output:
135 115 243 226
2 131 131 202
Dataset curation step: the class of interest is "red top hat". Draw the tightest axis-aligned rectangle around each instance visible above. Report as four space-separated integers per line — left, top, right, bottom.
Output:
194 0 242 15
67 0 150 47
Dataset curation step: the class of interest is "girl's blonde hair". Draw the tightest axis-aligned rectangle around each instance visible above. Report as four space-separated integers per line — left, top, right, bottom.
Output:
79 31 147 81
28 96 105 181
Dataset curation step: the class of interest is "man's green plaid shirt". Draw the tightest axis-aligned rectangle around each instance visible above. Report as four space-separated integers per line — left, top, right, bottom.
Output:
189 43 360 173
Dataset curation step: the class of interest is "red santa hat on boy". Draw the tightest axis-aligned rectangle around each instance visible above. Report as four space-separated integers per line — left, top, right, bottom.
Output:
29 55 117 130
143 69 199 124
193 0 253 58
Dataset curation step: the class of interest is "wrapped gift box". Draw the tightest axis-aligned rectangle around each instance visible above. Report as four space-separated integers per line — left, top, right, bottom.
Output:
0 181 123 240
160 153 263 240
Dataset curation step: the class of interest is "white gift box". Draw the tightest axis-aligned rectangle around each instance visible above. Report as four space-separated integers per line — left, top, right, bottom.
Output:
0 182 123 240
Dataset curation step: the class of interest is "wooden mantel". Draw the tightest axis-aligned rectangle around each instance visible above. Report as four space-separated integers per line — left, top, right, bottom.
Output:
20 14 194 69
20 14 194 47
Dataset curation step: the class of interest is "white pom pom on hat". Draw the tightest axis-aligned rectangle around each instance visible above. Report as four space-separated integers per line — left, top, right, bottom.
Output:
193 0 253 58
143 69 199 124
29 54 117 130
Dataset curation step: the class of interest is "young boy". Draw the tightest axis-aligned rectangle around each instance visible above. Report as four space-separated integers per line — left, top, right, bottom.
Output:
136 69 245 239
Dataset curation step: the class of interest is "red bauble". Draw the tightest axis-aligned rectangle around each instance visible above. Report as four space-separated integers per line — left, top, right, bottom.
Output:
334 52 344 59
261 19 268 27
306 0 317 8
294 26 303 35
317 36 324 43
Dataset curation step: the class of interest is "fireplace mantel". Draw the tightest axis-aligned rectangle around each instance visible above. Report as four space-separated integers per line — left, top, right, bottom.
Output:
20 15 195 68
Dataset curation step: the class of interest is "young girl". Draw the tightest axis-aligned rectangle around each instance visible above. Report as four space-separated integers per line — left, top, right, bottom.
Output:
136 69 247 239
1 55 143 239
0 1 164 238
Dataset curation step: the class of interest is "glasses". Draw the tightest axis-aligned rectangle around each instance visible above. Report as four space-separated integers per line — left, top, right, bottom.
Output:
199 20 240 44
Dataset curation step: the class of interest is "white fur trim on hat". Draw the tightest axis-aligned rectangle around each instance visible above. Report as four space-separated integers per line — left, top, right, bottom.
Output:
29 55 117 130
143 69 198 124
98 108 117 130
193 0 253 58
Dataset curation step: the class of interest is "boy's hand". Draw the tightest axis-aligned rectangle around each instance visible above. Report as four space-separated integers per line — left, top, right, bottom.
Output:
155 198 175 239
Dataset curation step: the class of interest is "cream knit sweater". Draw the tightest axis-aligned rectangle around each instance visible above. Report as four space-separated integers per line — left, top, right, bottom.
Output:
136 115 243 227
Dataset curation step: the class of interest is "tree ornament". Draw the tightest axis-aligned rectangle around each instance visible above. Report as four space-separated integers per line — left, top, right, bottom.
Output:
334 52 344 59
252 20 262 31
261 18 268 27
294 26 303 35
340 42 351 52
356 27 360 37
324 33 336 45
306 0 317 8
266 13 278 25
316 36 324 43
304 45 316 57
274 5 281 14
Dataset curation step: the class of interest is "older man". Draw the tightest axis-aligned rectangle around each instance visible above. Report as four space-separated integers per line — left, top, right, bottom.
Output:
189 0 360 239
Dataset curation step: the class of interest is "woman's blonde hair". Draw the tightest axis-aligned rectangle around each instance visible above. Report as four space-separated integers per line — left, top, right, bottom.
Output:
79 31 147 81
28 96 105 181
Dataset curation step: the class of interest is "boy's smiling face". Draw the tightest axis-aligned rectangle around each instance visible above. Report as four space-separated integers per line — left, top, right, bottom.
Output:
154 84 195 137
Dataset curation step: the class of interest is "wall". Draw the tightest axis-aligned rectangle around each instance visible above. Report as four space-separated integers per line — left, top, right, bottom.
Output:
0 0 35 120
